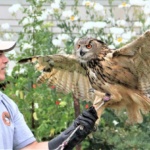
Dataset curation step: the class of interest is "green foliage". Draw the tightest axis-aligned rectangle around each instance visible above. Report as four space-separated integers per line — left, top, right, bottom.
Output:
86 110 150 150
2 0 150 149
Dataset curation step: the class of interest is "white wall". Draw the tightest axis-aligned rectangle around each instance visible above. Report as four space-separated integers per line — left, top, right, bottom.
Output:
0 0 133 74
0 0 124 35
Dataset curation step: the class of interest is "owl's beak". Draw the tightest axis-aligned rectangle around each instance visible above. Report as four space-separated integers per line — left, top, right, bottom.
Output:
80 49 86 56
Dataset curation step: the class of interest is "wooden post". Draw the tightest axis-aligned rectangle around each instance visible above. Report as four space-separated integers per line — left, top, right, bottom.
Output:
73 94 81 150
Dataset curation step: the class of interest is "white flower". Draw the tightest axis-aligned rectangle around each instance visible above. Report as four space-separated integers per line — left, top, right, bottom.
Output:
94 22 107 28
122 31 136 40
37 10 49 21
52 38 60 46
81 22 94 33
143 4 150 15
144 1 150 5
14 68 26 75
45 9 53 15
82 1 105 16
27 6 33 13
108 44 115 49
21 17 34 25
81 21 107 33
33 112 38 120
93 3 105 15
1 23 10 30
58 34 70 41
15 90 19 96
54 0 61 4
52 39 62 47
51 2 60 13
62 10 79 21
109 27 124 35
62 10 74 18
69 15 79 21
36 8 53 18
8 4 22 14
134 21 143 27
22 43 33 50
118 2 130 8
113 37 128 46
35 0 40 4
145 17 150 26
116 20 128 27
35 26 41 31
113 120 119 126
124 111 127 114
19 68 26 74
97 35 107 42
107 17 115 26
93 3 104 11
129 0 145 6
3 33 14 40
52 34 70 47
34 103 39 109
82 0 94 7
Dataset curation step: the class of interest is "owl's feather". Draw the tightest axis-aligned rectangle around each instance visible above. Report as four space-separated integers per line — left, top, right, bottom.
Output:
19 30 150 124
19 54 95 102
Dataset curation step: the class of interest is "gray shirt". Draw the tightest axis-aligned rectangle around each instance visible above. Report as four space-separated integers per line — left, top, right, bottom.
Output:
0 91 36 150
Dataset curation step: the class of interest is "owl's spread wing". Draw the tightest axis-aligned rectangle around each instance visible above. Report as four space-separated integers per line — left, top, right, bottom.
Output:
112 30 150 98
19 54 95 102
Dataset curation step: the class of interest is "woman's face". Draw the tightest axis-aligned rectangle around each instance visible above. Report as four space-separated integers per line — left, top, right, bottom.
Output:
0 52 9 81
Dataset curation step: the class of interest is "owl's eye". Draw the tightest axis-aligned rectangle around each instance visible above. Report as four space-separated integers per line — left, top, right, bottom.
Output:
86 44 92 49
77 45 80 49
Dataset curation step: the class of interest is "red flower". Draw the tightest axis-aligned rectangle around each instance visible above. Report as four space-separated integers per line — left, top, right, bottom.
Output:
51 85 56 89
32 84 36 89
85 104 89 109
55 100 60 105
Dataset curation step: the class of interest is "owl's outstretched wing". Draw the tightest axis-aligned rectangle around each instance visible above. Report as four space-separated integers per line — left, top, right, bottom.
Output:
19 54 95 102
111 30 150 98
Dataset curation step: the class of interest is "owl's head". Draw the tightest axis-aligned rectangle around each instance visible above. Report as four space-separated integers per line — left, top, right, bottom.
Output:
74 37 109 63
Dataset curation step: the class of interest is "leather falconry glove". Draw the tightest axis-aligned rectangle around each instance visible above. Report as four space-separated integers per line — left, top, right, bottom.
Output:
48 106 98 150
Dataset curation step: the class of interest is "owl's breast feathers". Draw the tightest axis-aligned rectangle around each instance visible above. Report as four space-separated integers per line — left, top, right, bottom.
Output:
84 49 138 93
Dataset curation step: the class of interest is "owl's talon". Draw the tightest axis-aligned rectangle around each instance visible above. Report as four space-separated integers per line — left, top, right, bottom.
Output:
95 93 111 111
103 93 111 102
92 125 97 132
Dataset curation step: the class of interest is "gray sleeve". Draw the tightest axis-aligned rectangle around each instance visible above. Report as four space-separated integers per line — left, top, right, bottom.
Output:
13 106 36 150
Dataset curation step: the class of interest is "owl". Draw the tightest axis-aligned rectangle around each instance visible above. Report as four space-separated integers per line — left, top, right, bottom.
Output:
19 30 150 124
